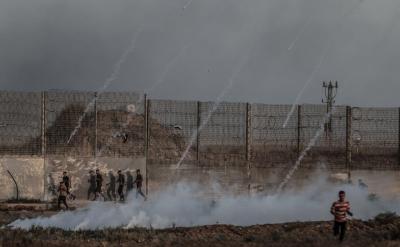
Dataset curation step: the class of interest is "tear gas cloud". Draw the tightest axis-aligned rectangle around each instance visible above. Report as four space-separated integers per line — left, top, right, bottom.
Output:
9 171 400 230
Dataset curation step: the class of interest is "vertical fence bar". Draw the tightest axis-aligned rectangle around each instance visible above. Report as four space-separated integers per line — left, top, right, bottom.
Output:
145 97 150 195
346 106 352 176
297 105 302 156
398 108 400 167
94 92 98 158
196 101 201 163
245 103 251 162
245 103 252 196
41 91 46 157
41 91 47 201
144 94 148 158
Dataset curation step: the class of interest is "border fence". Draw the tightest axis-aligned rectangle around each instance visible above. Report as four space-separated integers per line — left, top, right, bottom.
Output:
0 90 399 170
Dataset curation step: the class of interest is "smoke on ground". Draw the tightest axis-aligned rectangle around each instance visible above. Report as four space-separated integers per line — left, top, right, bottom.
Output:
9 171 400 230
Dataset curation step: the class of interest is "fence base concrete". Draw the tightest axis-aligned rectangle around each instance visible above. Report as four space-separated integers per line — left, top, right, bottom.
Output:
0 157 44 200
45 156 146 200
2 157 400 201
0 156 145 201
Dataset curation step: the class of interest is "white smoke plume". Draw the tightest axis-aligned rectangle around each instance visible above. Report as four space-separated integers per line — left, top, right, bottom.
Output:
9 171 400 230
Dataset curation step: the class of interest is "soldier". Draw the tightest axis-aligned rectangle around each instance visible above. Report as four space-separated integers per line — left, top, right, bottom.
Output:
358 179 368 190
106 171 116 201
87 170 96 200
62 171 76 200
330 191 353 242
134 169 147 200
117 170 125 201
126 171 134 194
95 169 105 200
58 181 69 210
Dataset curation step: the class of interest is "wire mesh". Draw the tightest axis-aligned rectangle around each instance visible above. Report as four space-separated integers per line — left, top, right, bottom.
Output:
251 104 298 167
300 105 347 169
1 90 399 170
96 92 144 157
199 102 246 164
0 91 42 155
148 99 198 163
45 91 96 156
351 107 398 169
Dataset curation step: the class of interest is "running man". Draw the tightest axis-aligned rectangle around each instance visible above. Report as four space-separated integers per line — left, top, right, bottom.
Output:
87 170 96 200
106 171 116 201
126 171 134 193
58 181 69 210
330 190 353 242
117 170 125 201
134 169 147 200
94 169 105 200
62 171 76 200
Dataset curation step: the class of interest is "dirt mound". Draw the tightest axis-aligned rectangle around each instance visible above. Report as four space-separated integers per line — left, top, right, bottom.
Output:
0 104 191 160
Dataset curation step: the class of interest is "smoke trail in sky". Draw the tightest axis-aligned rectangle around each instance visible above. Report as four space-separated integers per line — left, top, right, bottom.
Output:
288 17 312 51
183 0 195 10
176 57 249 168
282 47 328 128
67 27 143 144
278 108 336 193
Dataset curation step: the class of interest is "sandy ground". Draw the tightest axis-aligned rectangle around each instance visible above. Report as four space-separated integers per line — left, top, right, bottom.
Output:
1 208 400 247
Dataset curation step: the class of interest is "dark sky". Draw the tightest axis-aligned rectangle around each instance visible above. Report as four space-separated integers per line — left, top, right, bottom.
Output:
1 0 400 106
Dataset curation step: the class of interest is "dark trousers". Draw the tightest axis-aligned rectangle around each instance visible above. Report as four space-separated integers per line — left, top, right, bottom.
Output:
118 185 125 201
58 195 68 210
107 186 116 201
333 221 347 241
136 187 146 199
87 186 96 200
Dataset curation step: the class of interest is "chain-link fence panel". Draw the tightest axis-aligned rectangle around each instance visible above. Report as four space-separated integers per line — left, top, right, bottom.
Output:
251 104 298 167
300 105 347 169
199 102 246 165
351 107 398 169
0 91 42 156
45 91 96 157
148 99 198 163
96 92 144 157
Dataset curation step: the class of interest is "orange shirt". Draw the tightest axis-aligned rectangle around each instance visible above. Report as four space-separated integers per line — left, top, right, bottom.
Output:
58 184 68 197
331 200 350 222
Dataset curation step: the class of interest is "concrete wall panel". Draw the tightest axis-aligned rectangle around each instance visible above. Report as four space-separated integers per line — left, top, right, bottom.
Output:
45 156 146 200
0 157 44 200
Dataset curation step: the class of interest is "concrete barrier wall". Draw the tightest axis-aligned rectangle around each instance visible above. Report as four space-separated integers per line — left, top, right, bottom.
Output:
0 157 45 200
1 157 400 201
0 156 145 200
45 156 146 200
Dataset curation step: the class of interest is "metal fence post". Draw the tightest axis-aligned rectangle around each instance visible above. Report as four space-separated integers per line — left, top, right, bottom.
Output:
297 105 302 156
346 106 352 176
145 97 150 195
245 103 252 196
41 91 46 157
94 92 98 158
245 103 251 162
398 108 400 167
197 101 201 163
41 91 47 201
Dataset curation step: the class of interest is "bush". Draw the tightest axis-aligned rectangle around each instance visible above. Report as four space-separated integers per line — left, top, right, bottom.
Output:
374 212 398 225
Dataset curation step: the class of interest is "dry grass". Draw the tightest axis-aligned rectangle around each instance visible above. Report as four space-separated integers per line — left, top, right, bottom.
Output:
1 210 400 246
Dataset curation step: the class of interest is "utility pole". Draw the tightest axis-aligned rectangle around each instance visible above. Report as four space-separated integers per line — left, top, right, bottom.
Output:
322 81 338 137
